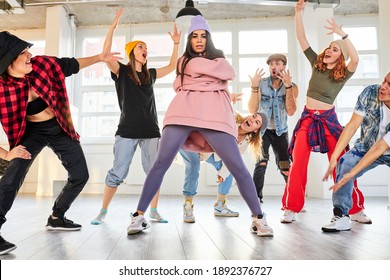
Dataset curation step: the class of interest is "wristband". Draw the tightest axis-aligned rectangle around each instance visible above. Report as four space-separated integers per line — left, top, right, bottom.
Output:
285 85 293 89
342 34 348 40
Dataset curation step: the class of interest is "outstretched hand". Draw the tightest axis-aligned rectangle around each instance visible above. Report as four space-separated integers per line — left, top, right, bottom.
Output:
322 157 337 182
169 24 182 44
249 68 265 87
111 8 124 29
100 49 123 62
329 172 354 192
325 18 345 37
296 0 306 13
230 93 243 104
276 69 292 87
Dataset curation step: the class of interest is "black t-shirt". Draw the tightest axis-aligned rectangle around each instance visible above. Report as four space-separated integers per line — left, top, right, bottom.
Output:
111 63 160 138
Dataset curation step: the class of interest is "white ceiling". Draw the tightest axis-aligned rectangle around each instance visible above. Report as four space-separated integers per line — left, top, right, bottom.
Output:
0 0 379 30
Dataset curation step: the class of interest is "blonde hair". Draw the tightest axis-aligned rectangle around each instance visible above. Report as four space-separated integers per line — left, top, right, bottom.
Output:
235 112 263 161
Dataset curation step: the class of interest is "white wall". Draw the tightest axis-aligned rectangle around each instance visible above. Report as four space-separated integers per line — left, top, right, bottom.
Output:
9 5 390 200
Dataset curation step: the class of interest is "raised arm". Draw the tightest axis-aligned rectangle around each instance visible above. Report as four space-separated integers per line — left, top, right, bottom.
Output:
156 24 181 79
76 50 121 70
76 10 122 71
324 18 359 73
247 68 265 113
295 0 310 52
102 8 124 76
322 113 363 181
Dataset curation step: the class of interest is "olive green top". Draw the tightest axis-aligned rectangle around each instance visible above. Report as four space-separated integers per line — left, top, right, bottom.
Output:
304 47 354 105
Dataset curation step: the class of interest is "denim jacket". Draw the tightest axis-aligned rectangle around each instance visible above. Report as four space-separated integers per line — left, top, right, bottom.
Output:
258 76 290 136
354 84 390 152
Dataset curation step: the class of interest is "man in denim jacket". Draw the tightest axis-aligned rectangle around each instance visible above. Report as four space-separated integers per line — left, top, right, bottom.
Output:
248 54 298 203
322 72 390 232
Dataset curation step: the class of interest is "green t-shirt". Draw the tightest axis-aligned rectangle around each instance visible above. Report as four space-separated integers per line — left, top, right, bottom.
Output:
304 47 354 105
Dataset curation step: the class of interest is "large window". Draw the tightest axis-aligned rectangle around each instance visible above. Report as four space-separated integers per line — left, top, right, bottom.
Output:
334 25 379 142
78 35 125 138
238 30 288 112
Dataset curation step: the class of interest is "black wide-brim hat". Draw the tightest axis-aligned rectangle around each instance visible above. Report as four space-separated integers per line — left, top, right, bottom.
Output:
0 31 33 75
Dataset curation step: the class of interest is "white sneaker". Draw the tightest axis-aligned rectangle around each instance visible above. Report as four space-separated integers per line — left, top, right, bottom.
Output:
321 215 351 232
214 201 239 217
127 214 150 235
250 213 274 237
280 210 297 223
350 210 372 224
183 201 195 223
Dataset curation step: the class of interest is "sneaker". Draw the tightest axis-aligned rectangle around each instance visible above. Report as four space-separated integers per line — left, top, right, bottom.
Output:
183 201 195 223
46 216 82 231
149 210 168 223
322 215 351 232
0 236 16 255
214 201 239 217
91 209 108 225
350 210 372 224
280 209 297 223
127 213 150 235
250 213 274 237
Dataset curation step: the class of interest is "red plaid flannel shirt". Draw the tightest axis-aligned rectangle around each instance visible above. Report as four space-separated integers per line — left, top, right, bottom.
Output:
0 56 79 149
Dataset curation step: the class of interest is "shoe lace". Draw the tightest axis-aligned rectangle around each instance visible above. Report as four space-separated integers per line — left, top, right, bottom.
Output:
330 215 341 222
63 217 74 224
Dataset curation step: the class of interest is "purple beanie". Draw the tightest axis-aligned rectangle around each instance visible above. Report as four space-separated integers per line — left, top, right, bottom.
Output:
188 15 211 34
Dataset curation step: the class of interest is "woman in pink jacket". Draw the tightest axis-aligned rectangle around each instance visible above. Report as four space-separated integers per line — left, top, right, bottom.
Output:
126 15 273 237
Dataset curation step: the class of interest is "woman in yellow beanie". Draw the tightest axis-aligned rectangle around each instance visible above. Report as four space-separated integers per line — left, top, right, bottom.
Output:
91 8 181 225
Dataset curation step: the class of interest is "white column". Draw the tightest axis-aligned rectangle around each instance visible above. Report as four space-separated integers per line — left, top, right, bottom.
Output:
35 6 76 196
378 0 390 209
296 5 334 199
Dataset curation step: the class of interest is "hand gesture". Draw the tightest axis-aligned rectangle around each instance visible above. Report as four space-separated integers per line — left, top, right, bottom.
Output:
276 69 292 87
296 0 307 13
111 8 124 29
169 24 182 44
249 68 265 87
325 18 345 37
100 49 122 62
230 93 243 104
4 145 31 161
322 157 337 182
329 172 353 192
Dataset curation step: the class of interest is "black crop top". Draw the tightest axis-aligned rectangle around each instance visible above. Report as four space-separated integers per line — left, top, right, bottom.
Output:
26 97 48 115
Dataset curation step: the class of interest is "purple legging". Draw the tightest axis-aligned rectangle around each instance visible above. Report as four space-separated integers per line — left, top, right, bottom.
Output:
137 125 262 216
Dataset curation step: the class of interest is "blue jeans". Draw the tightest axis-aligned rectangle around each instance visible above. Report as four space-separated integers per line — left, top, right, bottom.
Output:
106 136 159 187
179 149 233 197
334 148 390 215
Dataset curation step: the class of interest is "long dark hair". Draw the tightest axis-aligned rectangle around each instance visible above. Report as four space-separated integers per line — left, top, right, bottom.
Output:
177 31 225 85
126 50 150 85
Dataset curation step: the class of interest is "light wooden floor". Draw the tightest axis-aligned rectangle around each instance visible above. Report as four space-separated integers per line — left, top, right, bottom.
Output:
1 193 389 260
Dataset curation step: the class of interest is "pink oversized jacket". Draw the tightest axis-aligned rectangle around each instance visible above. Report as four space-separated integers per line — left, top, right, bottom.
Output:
163 56 236 152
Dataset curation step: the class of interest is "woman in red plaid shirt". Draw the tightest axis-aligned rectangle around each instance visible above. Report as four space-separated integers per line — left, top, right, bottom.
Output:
0 31 119 256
